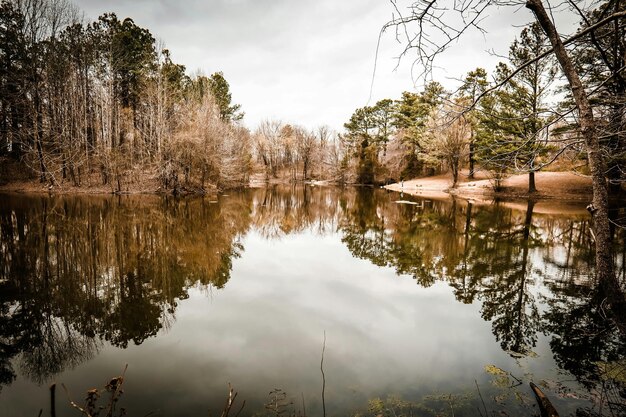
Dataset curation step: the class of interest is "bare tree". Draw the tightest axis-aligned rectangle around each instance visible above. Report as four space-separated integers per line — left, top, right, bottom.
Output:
429 102 471 187
255 120 285 180
294 127 316 181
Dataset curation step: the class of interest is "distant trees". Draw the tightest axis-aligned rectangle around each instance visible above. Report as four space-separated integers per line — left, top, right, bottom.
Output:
254 120 285 180
343 100 391 183
162 89 251 192
339 23 559 188
0 0 250 193
429 101 471 187
343 86 460 185
0 0 347 193
253 120 344 183
458 68 488 179
393 83 445 180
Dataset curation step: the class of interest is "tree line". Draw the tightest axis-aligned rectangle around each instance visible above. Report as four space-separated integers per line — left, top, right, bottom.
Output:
338 0 626 305
0 0 364 191
1 0 623 196
343 4 625 198
0 192 251 390
0 0 253 193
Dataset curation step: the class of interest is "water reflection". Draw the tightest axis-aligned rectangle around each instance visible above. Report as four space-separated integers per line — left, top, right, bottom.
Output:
340 191 599 356
0 194 251 388
0 187 624 416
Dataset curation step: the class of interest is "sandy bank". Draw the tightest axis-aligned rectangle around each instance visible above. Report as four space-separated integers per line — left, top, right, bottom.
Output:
385 171 594 201
383 171 602 215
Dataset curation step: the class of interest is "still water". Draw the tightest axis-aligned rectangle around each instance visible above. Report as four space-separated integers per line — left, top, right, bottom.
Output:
0 187 624 417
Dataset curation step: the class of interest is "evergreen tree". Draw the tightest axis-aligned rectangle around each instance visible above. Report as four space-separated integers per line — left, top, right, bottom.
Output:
371 98 395 156
392 82 445 178
0 0 26 157
573 0 626 195
207 72 243 122
343 99 396 184
476 24 555 193
459 68 488 178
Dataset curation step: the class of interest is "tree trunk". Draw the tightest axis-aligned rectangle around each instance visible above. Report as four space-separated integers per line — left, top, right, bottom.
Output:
33 90 49 183
526 0 616 286
468 137 475 179
528 171 536 193
523 200 535 241
607 101 625 195
451 156 459 187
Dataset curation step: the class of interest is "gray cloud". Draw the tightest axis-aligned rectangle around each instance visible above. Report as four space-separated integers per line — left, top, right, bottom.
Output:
72 0 578 131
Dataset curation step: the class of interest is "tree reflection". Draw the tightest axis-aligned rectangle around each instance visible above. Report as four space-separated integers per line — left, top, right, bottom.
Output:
0 194 252 388
0 187 623 410
338 191 608 357
478 201 541 355
343 193 541 298
337 189 624 410
542 221 626 415
251 185 343 238
341 189 461 287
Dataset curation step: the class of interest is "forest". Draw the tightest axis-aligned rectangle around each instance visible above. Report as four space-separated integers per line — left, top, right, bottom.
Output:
0 0 253 193
0 0 357 193
0 0 624 197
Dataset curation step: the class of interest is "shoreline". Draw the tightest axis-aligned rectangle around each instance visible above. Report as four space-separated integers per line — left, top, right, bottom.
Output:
0 171 616 208
383 171 598 203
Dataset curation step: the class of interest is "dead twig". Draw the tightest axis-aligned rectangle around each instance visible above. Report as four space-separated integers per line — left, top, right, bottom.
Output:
475 380 488 417
320 331 327 417
221 383 245 417
61 383 91 417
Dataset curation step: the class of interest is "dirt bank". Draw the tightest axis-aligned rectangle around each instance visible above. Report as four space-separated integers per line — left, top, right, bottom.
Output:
0 157 226 195
384 170 595 202
0 173 169 195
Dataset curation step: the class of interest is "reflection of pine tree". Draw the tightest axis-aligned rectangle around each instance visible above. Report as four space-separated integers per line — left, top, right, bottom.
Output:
544 284 625 386
479 201 542 355
541 214 626 414
338 191 599 360
450 202 481 303
340 188 394 269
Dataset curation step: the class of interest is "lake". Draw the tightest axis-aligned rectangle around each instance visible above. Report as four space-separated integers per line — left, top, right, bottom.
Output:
0 187 624 417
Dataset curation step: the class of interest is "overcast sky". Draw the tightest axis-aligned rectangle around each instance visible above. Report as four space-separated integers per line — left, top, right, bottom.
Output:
71 0 555 131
